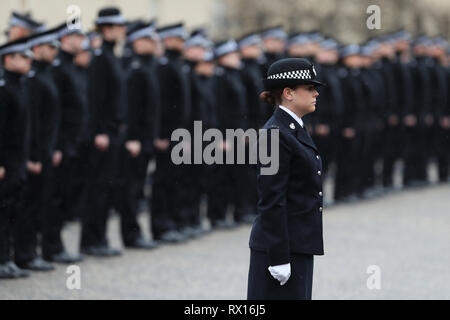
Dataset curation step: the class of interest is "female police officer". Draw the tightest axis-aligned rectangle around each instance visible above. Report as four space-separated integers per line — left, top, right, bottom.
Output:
248 58 325 300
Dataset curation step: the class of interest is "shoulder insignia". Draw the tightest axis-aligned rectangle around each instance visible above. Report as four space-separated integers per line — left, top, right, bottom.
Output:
27 70 36 78
337 68 348 78
0 79 5 87
215 67 225 76
94 48 103 56
52 59 61 67
159 56 169 65
182 64 191 73
131 60 141 70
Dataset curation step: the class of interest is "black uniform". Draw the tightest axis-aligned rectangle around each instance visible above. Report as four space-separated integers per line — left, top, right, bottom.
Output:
404 56 432 186
427 57 448 181
377 57 400 189
334 66 365 201
248 107 324 300
391 53 414 186
14 61 60 264
208 65 249 226
310 63 344 176
0 70 30 264
183 61 218 232
239 57 269 222
51 49 86 226
151 49 191 239
81 40 126 250
116 54 160 245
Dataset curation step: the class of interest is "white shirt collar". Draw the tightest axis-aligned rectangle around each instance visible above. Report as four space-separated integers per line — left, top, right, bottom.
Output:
278 105 304 128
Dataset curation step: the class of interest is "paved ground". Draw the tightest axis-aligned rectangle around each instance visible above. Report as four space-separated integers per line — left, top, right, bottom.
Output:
1 182 450 300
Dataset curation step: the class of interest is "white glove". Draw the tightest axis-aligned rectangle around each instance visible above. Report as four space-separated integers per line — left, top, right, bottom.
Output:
268 263 291 286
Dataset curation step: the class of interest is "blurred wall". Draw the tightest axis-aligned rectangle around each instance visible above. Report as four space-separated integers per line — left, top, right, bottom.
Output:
1 0 450 44
0 0 215 43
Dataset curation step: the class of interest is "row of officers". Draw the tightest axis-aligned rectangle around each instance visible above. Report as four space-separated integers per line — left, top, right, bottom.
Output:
1 7 450 279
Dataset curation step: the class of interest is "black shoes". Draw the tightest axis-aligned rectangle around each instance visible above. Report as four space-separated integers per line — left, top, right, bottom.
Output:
235 214 256 225
0 262 31 279
81 245 122 257
211 219 239 230
154 230 187 243
125 237 158 250
16 257 55 272
179 226 207 239
44 252 83 264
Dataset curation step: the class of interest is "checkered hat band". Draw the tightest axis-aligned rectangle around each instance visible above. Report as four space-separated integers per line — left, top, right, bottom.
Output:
267 69 312 80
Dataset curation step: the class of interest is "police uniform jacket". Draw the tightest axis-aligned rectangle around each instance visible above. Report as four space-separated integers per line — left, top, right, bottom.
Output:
249 107 324 266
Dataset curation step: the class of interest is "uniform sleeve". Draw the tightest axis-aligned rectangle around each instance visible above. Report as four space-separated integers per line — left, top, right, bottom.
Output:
0 90 6 166
88 56 108 135
257 128 291 266
27 79 42 162
40 85 60 161
126 71 143 141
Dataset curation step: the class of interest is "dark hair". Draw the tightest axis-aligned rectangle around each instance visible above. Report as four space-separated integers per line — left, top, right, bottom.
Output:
259 85 300 106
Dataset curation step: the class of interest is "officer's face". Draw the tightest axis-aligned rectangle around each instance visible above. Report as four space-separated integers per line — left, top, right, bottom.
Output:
37 44 58 63
263 38 285 53
184 46 206 62
102 25 126 42
8 26 31 41
133 38 156 55
284 84 319 117
5 53 32 74
74 50 91 68
240 45 262 59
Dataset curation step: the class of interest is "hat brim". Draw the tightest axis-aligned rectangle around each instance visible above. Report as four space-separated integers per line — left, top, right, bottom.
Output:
263 78 326 90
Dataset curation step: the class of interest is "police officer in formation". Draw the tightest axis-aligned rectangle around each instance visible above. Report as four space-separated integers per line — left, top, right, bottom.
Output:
1 7 450 280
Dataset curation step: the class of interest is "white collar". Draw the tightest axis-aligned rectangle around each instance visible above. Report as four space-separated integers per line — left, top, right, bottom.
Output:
278 105 304 128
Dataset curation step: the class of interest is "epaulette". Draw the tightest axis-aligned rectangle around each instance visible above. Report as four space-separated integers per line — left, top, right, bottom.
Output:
182 64 191 74
52 59 61 67
0 79 5 87
131 60 141 70
158 56 169 65
27 70 36 78
94 48 103 56
214 66 225 76
337 68 348 78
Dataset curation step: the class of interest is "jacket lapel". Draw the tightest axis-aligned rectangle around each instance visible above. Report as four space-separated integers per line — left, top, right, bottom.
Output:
296 125 319 153
274 107 319 153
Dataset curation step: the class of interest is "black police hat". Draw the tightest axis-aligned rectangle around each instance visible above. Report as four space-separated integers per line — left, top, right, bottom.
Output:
0 36 33 59
263 58 325 90
95 7 126 26
9 12 44 32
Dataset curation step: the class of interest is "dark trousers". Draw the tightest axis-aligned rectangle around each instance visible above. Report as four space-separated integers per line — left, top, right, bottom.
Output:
0 167 24 263
114 149 148 245
80 135 122 248
0 205 14 264
247 249 314 300
435 126 450 182
334 136 360 200
403 126 428 186
312 134 334 176
207 162 252 224
383 125 401 187
150 149 180 238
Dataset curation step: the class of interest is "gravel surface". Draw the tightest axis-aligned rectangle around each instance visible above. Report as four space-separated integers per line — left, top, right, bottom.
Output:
1 183 449 300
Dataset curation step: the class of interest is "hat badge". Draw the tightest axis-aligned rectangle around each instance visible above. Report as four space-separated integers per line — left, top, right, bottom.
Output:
290 123 296 130
312 65 317 77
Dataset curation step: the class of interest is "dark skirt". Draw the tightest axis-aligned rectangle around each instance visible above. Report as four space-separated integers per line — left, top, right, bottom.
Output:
247 249 314 300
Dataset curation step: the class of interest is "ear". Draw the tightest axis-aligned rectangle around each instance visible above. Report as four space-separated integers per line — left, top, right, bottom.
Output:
282 87 294 101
